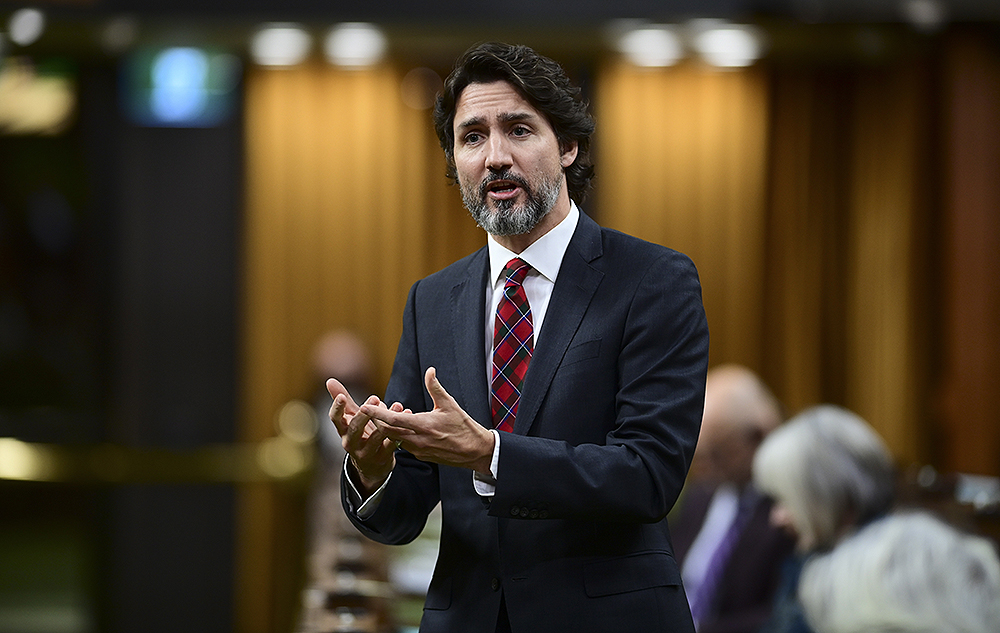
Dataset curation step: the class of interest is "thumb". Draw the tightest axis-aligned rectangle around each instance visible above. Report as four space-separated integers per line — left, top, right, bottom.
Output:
424 366 454 410
327 378 360 413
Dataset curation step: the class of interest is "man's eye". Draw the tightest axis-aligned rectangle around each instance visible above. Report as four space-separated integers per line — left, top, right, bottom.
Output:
511 126 530 137
464 132 483 144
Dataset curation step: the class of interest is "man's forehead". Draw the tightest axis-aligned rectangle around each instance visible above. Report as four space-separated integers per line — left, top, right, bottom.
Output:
454 80 543 126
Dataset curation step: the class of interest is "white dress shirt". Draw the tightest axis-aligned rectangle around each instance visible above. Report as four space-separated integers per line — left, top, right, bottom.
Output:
348 203 580 514
474 202 579 495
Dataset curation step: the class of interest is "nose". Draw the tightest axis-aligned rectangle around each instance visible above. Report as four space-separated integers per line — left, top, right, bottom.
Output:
769 502 795 531
485 134 512 171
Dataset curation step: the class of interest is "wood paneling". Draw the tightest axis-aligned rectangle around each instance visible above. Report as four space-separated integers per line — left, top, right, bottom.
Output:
940 33 1000 477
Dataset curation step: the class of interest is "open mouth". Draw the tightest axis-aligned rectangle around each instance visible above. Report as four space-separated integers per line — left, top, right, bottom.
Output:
482 173 529 202
487 180 520 198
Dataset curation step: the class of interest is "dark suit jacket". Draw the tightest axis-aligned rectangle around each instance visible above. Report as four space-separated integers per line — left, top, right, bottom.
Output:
343 211 709 633
670 483 797 633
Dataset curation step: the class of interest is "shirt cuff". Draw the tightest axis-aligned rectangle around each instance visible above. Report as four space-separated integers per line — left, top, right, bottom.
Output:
343 453 392 519
472 429 501 497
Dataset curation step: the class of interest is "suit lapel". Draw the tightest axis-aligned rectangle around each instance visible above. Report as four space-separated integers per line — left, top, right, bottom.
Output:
513 212 604 435
451 248 492 428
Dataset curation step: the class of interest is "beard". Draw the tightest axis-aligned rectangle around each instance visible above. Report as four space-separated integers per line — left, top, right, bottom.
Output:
460 168 563 237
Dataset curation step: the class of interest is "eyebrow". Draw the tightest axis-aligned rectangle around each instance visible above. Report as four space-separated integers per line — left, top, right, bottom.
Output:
456 111 537 132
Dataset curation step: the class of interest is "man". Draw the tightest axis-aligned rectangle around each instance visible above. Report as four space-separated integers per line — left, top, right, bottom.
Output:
327 42 709 633
670 365 795 633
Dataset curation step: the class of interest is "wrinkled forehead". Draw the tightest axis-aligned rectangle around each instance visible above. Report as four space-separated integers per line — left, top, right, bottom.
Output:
453 80 547 131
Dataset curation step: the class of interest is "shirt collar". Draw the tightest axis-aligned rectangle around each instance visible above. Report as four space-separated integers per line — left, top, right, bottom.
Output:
488 202 580 288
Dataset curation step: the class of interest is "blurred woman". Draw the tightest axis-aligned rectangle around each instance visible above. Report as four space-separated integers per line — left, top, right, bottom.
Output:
751 404 896 633
798 511 1000 633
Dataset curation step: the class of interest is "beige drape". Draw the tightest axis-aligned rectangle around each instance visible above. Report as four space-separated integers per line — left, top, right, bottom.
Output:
238 61 479 633
593 57 933 468
592 60 771 373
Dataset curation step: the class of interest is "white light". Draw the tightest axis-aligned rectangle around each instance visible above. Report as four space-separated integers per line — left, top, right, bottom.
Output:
0 438 57 481
323 23 387 67
902 0 947 32
8 8 46 46
692 24 764 68
250 24 312 67
616 26 684 67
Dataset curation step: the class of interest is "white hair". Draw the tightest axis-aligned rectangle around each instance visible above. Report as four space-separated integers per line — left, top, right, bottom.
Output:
751 404 895 549
799 511 1000 633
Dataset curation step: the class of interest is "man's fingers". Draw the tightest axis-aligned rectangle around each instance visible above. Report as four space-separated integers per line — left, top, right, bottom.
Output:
345 395 381 441
328 394 350 433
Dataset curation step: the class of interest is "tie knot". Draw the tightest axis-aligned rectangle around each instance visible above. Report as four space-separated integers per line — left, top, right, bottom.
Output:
502 258 531 287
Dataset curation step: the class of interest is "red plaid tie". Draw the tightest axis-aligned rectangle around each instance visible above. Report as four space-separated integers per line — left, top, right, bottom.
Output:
491 258 534 432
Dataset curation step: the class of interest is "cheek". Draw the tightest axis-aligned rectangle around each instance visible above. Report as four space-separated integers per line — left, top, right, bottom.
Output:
453 160 480 190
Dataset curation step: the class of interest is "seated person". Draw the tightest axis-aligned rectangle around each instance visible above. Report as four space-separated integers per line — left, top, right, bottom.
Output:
798 510 1000 633
751 404 897 633
671 364 796 633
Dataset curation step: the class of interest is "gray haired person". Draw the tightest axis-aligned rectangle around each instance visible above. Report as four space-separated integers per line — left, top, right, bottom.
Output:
752 404 896 553
751 404 897 633
799 511 1000 633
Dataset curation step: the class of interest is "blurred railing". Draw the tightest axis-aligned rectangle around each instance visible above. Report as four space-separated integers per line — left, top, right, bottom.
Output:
0 399 320 484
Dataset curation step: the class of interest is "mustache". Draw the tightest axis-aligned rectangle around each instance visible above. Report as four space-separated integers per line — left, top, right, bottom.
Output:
478 169 531 199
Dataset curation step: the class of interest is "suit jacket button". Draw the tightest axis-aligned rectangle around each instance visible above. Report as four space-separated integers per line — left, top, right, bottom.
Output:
510 506 520 516
491 577 501 591
539 510 549 519
529 509 538 519
519 508 529 518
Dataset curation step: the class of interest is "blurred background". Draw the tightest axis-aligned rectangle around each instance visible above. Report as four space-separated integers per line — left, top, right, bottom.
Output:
0 0 998 632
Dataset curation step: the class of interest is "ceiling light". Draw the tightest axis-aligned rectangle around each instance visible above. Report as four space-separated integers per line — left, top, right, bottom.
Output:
902 0 947 32
615 26 684 67
250 24 312 67
323 23 387 68
8 8 46 46
691 23 764 68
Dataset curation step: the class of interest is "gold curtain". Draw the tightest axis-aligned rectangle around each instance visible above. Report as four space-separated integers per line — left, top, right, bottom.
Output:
593 58 934 467
593 60 772 379
843 64 933 467
238 60 479 633
765 63 934 466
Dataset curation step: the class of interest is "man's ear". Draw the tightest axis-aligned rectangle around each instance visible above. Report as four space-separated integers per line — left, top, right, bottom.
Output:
560 140 579 168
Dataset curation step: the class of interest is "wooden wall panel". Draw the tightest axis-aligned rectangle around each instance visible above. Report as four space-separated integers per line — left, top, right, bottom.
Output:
940 33 1000 477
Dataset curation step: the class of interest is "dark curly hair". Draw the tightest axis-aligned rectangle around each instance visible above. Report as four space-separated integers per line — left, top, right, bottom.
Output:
433 42 596 203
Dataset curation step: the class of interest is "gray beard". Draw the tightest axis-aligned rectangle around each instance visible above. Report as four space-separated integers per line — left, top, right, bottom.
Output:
461 169 563 237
